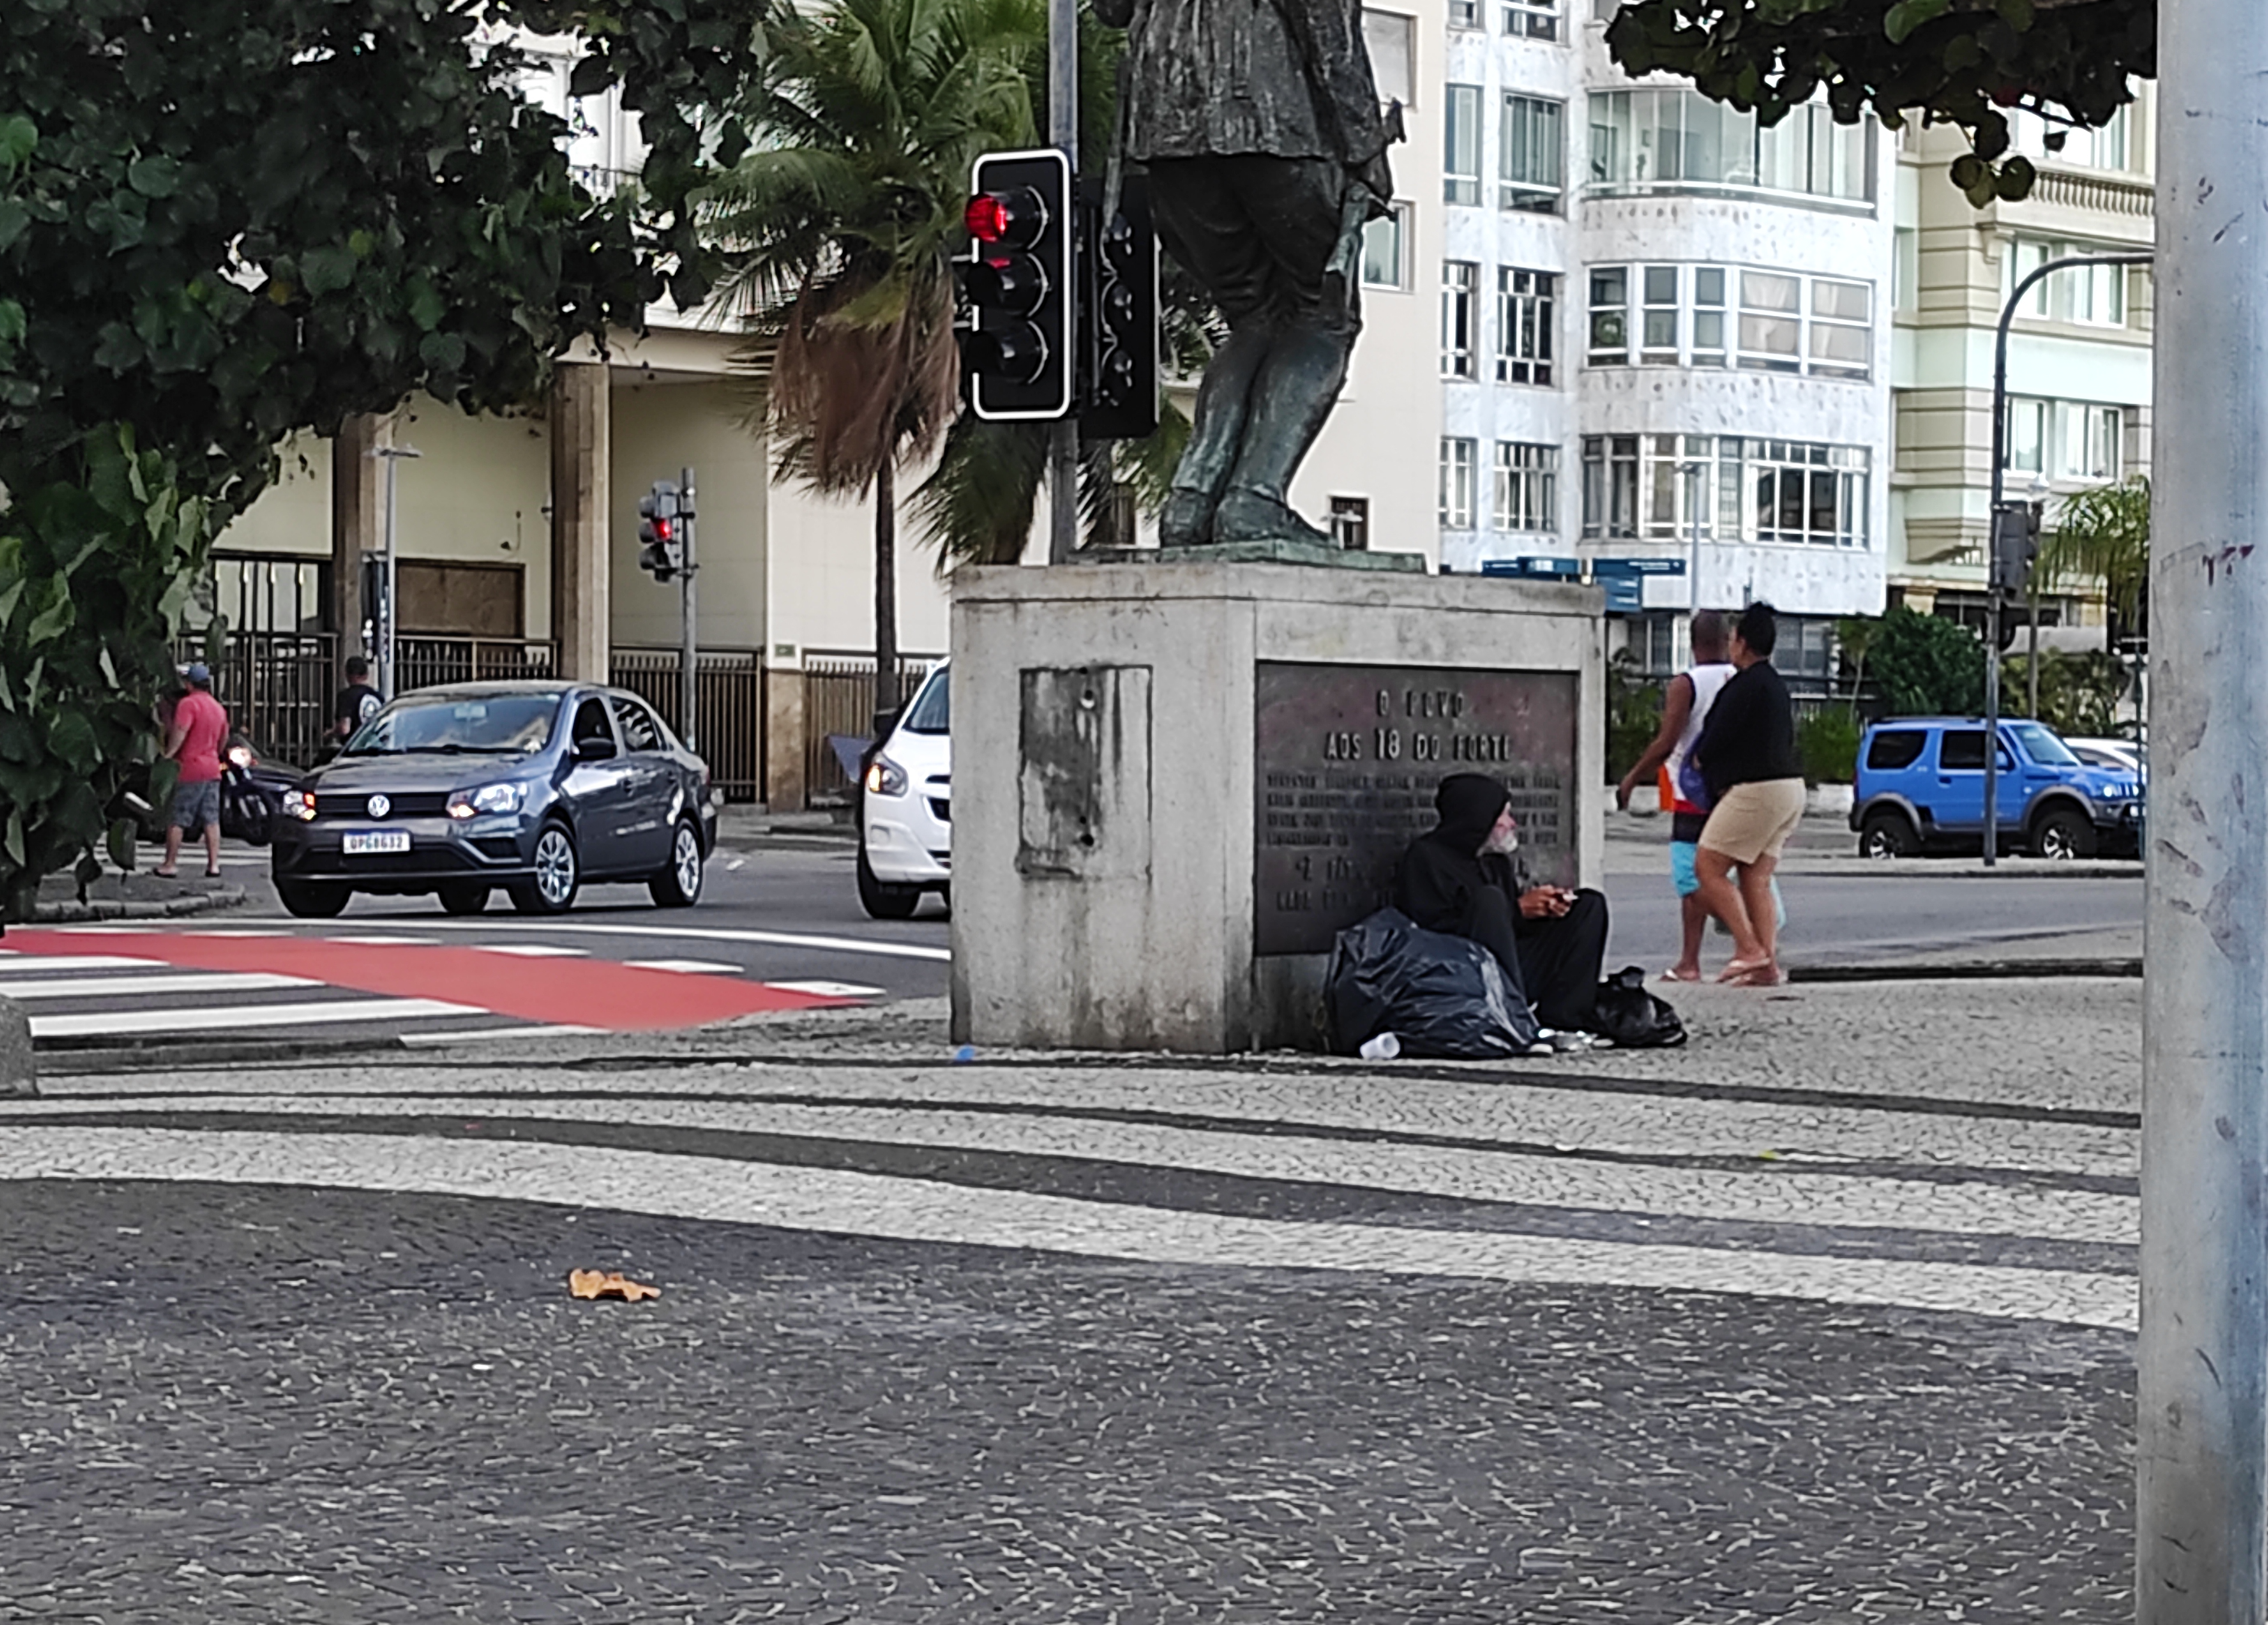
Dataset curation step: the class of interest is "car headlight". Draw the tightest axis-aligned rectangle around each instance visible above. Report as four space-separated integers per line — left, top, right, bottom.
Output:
447 781 530 820
280 788 317 822
226 744 255 769
863 754 909 797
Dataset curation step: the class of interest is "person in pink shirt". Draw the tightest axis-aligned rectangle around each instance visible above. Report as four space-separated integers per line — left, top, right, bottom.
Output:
156 663 229 879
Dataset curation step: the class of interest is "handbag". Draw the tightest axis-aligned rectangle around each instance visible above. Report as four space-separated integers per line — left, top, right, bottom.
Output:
1591 966 1687 1049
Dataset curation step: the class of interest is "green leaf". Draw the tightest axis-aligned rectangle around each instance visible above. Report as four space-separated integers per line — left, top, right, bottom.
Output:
126 156 181 199
1884 0 1952 44
3 809 23 868
0 114 34 171
302 246 358 297
406 275 447 331
1995 0 2036 29
1996 155 2039 201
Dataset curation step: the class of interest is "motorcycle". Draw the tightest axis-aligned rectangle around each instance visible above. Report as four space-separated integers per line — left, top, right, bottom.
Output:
219 734 302 847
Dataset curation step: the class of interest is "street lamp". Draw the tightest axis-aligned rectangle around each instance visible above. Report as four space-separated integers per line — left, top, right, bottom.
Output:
1981 250 2151 868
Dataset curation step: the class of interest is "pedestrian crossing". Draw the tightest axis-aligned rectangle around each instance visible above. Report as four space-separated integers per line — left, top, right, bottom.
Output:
0 929 885 1047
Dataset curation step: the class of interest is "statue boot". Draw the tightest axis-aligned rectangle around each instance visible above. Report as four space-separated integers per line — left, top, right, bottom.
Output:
1160 321 1276 546
1209 316 1353 548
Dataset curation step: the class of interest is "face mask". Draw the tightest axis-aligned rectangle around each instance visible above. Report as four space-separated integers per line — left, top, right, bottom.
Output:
1483 819 1520 856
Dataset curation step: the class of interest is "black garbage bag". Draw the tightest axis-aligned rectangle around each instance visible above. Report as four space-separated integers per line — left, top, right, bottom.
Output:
1325 908 1541 1059
1591 966 1687 1049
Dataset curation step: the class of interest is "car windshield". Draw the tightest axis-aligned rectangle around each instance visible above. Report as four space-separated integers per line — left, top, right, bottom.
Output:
900 667 949 735
345 695 558 755
2009 721 2081 768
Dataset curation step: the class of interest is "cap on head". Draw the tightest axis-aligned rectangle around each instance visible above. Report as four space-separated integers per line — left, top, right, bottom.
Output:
184 662 212 688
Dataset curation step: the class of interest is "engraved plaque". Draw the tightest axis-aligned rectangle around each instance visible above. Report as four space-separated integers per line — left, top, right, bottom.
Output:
1253 662 1579 956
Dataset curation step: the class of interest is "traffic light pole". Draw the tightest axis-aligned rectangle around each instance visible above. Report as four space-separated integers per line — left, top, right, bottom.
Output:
2141 2 2268 1614
1982 249 2150 868
679 465 698 752
1046 0 1078 564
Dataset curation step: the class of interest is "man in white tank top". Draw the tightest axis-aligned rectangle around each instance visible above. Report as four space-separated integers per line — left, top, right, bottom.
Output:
1616 611 1737 981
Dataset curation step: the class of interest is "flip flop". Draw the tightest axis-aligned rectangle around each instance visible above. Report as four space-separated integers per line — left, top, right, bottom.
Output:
204 867 223 879
1658 967 1702 983
151 868 178 879
1716 957 1773 984
1724 961 1787 988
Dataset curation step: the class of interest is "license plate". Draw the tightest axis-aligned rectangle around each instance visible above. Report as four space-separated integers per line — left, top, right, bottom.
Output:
342 830 411 856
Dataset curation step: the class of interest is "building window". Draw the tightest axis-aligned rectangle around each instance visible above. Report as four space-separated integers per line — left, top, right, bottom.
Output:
1808 278 1872 378
1439 437 1476 529
1692 266 1726 366
2004 397 2123 482
1583 435 1868 547
1738 270 1802 372
1501 95 1565 213
1445 85 1483 205
1330 495 1371 551
1641 265 1680 363
1588 267 1628 363
1362 10 1415 108
1495 442 1559 532
1504 0 1556 40
1361 204 1408 289
1498 267 1556 385
1448 0 1480 26
1588 89 1873 205
1441 261 1478 378
1893 227 1920 312
2012 104 2131 172
2006 238 2127 327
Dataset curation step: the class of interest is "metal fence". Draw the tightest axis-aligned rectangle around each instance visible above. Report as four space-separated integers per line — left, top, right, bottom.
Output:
610 649 766 802
396 636 558 691
802 654 942 805
194 631 339 769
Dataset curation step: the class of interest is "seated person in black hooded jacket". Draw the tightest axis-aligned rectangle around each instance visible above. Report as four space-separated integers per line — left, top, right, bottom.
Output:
1392 771 1611 1033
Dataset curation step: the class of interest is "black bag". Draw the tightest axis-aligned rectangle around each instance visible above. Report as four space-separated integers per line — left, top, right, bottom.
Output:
1325 908 1542 1059
1590 966 1687 1049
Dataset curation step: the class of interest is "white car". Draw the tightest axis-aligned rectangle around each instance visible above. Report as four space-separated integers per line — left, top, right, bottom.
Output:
858 663 950 918
2065 736 2143 775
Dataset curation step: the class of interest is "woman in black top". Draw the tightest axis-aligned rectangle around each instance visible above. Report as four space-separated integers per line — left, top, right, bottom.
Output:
1690 602 1806 986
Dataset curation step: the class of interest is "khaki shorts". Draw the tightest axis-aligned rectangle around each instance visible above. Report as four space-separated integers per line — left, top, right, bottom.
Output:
1698 778 1807 865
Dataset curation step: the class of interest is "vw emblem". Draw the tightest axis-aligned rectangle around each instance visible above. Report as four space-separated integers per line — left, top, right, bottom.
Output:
366 794 391 819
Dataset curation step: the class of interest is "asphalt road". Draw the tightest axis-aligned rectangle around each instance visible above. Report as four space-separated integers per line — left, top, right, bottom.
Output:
5 838 2138 1052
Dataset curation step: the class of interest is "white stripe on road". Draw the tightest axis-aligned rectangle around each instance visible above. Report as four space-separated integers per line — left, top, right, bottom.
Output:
624 958 743 975
0 956 168 974
0 972 317 1001
29 998 486 1039
380 919 952 962
399 1025 603 1047
766 979 886 999
325 935 440 946
475 945 587 958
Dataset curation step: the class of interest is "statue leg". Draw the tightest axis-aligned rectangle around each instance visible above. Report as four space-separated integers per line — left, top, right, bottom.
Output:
1209 318 1353 546
1161 321 1275 546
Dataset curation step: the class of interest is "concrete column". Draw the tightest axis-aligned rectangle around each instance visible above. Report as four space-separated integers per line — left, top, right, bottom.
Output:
765 658 808 811
550 361 612 680
331 414 381 667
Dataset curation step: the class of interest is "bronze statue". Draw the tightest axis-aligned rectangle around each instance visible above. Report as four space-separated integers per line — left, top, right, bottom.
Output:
1095 0 1398 549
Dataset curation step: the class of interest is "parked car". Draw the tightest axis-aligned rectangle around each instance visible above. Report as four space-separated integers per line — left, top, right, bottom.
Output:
1850 716 2143 859
269 681 717 918
858 663 950 919
2064 736 2144 775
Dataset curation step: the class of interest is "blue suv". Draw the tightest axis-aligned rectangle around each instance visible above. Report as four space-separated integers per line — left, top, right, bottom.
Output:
1851 718 2143 859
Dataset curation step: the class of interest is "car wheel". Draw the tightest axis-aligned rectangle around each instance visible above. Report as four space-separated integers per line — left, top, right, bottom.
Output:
510 823 581 915
649 821 704 909
1858 809 1919 859
277 879 349 919
2031 806 2097 861
856 846 922 921
438 883 490 916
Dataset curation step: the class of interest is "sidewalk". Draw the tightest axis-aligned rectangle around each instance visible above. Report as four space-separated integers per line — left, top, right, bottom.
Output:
1606 806 2146 879
712 801 856 849
27 867 244 924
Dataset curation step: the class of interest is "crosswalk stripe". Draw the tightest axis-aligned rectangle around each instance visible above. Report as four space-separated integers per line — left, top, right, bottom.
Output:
30 998 486 1039
0 955 168 974
624 958 742 975
766 979 886 999
476 945 587 958
0 972 317 1000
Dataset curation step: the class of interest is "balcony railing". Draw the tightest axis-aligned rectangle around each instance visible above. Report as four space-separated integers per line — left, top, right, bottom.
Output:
2023 168 2154 218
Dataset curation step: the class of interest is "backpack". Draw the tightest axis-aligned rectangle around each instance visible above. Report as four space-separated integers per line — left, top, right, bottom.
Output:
1591 966 1687 1049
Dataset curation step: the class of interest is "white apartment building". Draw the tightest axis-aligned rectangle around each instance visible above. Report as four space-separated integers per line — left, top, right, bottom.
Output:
1890 103 2154 640
1405 0 1895 686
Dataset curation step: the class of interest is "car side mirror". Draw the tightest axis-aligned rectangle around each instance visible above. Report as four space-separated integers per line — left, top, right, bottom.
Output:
576 736 617 762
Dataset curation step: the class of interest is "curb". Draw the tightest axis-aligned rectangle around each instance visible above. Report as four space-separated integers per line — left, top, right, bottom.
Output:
0 994 31 1097
29 884 247 924
1791 957 2141 982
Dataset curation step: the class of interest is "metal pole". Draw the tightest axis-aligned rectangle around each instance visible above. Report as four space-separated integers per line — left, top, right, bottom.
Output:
679 465 698 751
372 444 422 700
1045 0 1079 564
1985 251 2151 868
2141 2 2268 1614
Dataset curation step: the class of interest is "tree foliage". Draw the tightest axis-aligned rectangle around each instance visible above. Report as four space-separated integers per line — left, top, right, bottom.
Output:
0 0 766 919
1865 605 1987 716
2044 473 2150 645
1604 0 2153 204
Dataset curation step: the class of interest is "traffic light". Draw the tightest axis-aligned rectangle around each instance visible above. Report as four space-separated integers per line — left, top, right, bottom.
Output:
638 480 683 581
1989 499 2042 596
1080 175 1160 440
957 148 1072 421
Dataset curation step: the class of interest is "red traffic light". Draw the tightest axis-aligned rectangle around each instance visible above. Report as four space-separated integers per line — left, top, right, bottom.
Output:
965 186 1044 248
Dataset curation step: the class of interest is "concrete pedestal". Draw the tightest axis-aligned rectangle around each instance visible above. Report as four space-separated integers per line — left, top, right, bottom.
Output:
0 994 33 1097
951 562 1604 1053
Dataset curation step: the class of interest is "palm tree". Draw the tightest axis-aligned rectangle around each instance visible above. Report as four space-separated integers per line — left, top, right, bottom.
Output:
710 0 1042 714
2043 474 2152 651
